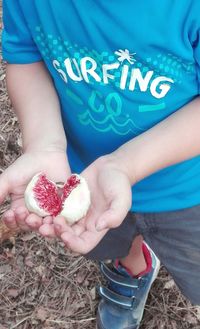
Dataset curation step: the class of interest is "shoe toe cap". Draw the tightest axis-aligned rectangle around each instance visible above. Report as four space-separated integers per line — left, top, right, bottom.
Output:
97 300 139 329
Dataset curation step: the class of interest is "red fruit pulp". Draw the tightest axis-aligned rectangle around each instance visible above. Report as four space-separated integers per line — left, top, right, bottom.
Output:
62 174 81 201
33 174 62 216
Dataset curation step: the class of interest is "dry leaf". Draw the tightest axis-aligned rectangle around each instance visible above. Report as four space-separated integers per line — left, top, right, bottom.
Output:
90 287 96 300
24 256 35 268
184 313 197 325
21 232 36 241
35 265 46 276
163 279 175 290
7 288 19 298
0 74 5 81
195 306 200 321
76 271 86 284
36 307 48 322
0 264 12 274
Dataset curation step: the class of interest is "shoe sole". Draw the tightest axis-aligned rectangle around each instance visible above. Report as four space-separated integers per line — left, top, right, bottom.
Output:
96 311 140 329
96 324 139 329
96 323 140 329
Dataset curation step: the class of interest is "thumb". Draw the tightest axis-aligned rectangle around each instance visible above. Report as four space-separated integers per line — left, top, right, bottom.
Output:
96 196 131 231
0 171 10 204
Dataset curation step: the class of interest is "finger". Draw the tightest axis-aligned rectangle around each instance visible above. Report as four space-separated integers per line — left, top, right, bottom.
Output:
61 228 108 254
15 207 30 231
0 172 10 204
53 216 74 236
53 216 85 236
96 195 131 231
39 223 56 238
70 222 85 236
25 213 43 230
2 209 18 230
42 216 53 225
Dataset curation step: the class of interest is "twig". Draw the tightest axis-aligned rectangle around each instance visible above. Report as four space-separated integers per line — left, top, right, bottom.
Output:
46 317 96 324
10 316 31 329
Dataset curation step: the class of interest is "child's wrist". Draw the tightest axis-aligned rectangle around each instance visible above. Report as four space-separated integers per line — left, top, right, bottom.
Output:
100 152 137 186
23 139 67 153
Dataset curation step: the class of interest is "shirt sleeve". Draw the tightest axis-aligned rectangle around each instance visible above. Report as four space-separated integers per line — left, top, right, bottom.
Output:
189 0 200 94
193 29 200 94
2 0 42 64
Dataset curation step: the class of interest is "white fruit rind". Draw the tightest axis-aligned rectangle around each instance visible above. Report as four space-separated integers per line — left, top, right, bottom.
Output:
60 175 91 224
24 173 53 217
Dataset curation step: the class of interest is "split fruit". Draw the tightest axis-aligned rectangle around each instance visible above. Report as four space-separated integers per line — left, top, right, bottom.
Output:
24 173 91 224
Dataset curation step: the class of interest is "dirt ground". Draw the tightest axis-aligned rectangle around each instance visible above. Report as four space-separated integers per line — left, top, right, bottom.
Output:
1 4 200 329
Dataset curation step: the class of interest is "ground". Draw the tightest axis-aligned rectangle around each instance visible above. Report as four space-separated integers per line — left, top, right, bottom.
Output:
0 4 200 329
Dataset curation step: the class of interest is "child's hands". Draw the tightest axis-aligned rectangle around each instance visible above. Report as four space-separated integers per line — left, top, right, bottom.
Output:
41 156 132 254
0 149 71 234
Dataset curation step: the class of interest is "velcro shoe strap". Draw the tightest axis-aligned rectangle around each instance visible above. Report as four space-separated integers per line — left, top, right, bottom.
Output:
98 285 135 309
100 262 139 288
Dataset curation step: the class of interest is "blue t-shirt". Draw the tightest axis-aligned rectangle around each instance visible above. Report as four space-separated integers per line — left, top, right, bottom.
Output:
2 0 200 212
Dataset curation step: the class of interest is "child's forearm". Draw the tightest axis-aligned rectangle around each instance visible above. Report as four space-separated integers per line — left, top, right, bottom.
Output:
112 96 200 184
6 62 67 152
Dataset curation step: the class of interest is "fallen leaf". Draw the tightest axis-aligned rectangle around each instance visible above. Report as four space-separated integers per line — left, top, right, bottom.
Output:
21 232 36 241
0 74 6 81
36 307 48 322
195 306 200 321
0 264 12 274
163 279 175 290
35 265 46 276
90 287 96 300
76 271 86 284
24 257 35 268
7 288 19 298
184 313 197 325
65 301 85 317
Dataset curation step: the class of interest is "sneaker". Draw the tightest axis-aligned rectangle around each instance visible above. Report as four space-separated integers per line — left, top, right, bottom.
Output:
96 243 160 329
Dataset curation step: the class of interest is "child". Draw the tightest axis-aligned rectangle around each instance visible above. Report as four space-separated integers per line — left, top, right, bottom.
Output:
1 1 200 328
